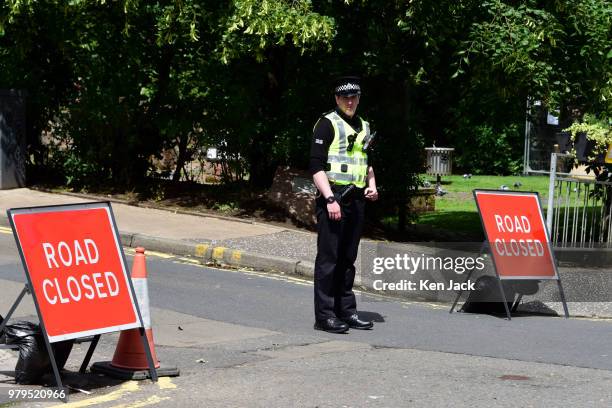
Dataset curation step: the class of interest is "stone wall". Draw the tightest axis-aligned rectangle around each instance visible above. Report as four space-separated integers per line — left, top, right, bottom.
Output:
267 166 317 227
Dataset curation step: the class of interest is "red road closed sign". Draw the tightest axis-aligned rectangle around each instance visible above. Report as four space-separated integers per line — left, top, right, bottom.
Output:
9 202 140 342
474 190 558 280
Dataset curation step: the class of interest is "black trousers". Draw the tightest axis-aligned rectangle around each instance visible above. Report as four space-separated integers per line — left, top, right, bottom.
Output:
314 192 365 321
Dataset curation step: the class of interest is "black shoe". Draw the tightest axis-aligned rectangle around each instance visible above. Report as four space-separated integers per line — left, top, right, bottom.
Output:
342 314 373 330
314 318 349 333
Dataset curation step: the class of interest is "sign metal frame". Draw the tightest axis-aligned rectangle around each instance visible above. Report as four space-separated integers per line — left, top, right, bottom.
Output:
450 190 569 319
1 201 158 401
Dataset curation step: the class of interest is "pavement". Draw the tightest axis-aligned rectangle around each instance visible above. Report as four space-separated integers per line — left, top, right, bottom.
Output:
0 187 611 319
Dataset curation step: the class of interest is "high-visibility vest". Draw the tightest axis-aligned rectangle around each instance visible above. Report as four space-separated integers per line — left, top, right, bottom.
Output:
323 111 369 188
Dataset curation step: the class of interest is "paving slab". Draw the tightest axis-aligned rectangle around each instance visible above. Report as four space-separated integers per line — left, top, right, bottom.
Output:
0 188 284 241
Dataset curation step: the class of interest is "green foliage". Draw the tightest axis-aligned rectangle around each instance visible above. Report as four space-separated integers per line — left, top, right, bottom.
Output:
464 0 612 114
0 0 610 226
455 124 523 175
62 151 100 188
564 114 612 179
220 0 336 63
565 114 612 160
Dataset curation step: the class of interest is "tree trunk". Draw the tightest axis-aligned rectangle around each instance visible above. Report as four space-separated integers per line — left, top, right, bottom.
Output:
172 134 189 182
248 50 286 189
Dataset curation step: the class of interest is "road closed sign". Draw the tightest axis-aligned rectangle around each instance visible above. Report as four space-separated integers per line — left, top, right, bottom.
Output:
8 202 140 342
474 190 558 280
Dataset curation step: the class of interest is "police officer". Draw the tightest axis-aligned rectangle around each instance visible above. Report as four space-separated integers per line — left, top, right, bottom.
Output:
310 76 379 333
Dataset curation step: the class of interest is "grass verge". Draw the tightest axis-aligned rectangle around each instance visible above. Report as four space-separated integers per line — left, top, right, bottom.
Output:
415 174 551 235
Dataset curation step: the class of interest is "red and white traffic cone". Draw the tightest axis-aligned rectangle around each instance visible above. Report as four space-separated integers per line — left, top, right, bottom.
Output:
91 247 179 379
111 247 160 369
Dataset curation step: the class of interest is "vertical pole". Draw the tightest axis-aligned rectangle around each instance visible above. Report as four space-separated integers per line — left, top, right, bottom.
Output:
546 152 558 234
523 98 531 175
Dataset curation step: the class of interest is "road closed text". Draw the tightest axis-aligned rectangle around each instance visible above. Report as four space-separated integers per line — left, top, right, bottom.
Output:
492 214 544 257
40 239 120 304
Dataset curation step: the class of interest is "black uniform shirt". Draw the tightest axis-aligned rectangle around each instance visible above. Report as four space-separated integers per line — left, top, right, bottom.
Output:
309 107 371 176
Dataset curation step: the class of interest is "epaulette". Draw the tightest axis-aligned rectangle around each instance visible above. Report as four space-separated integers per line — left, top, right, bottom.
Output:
313 111 335 132
321 109 335 118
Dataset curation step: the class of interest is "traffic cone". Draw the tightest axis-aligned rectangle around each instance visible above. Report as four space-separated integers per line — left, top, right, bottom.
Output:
111 247 160 369
91 247 179 379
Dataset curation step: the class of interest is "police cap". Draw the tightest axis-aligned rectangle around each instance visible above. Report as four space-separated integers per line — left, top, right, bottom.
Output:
334 76 361 97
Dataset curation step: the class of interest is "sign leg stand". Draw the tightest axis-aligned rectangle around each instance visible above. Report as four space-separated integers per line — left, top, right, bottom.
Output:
40 327 68 402
495 278 513 320
449 268 475 314
0 285 28 335
138 328 158 382
450 242 488 314
79 335 101 373
1 285 67 400
511 294 523 313
556 279 570 318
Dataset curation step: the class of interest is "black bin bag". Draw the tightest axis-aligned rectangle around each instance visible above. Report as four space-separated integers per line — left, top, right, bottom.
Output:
5 321 74 384
461 276 540 315
460 276 517 315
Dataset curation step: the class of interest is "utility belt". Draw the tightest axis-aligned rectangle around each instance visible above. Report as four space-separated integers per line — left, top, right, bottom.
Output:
330 183 364 202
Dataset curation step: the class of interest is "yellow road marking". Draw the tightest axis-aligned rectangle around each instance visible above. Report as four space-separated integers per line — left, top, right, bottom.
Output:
195 243 209 257
142 250 174 259
0 226 12 234
173 258 314 287
157 377 177 390
123 247 173 259
50 381 139 408
177 257 202 265
110 395 170 408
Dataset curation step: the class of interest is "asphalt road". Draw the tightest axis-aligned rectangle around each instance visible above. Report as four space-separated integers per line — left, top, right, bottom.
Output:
0 231 611 407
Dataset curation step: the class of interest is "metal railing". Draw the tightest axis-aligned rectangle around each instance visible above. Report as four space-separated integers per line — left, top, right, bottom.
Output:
546 153 612 247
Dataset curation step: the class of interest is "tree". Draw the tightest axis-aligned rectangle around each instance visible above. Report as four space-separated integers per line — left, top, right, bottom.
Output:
1 0 610 207
463 0 612 120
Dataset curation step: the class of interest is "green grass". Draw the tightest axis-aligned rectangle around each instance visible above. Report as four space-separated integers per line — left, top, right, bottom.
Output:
416 174 551 235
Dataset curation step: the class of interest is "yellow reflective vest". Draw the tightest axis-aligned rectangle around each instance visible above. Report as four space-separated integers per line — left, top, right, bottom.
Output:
323 111 369 188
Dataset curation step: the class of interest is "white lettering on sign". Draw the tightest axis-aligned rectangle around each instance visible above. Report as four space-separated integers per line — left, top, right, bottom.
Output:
82 275 95 299
43 279 57 305
42 239 100 268
42 243 59 269
494 239 545 257
66 276 82 301
494 214 531 233
41 272 120 305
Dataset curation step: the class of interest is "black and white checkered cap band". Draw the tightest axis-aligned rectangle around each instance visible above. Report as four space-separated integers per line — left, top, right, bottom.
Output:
335 82 361 94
